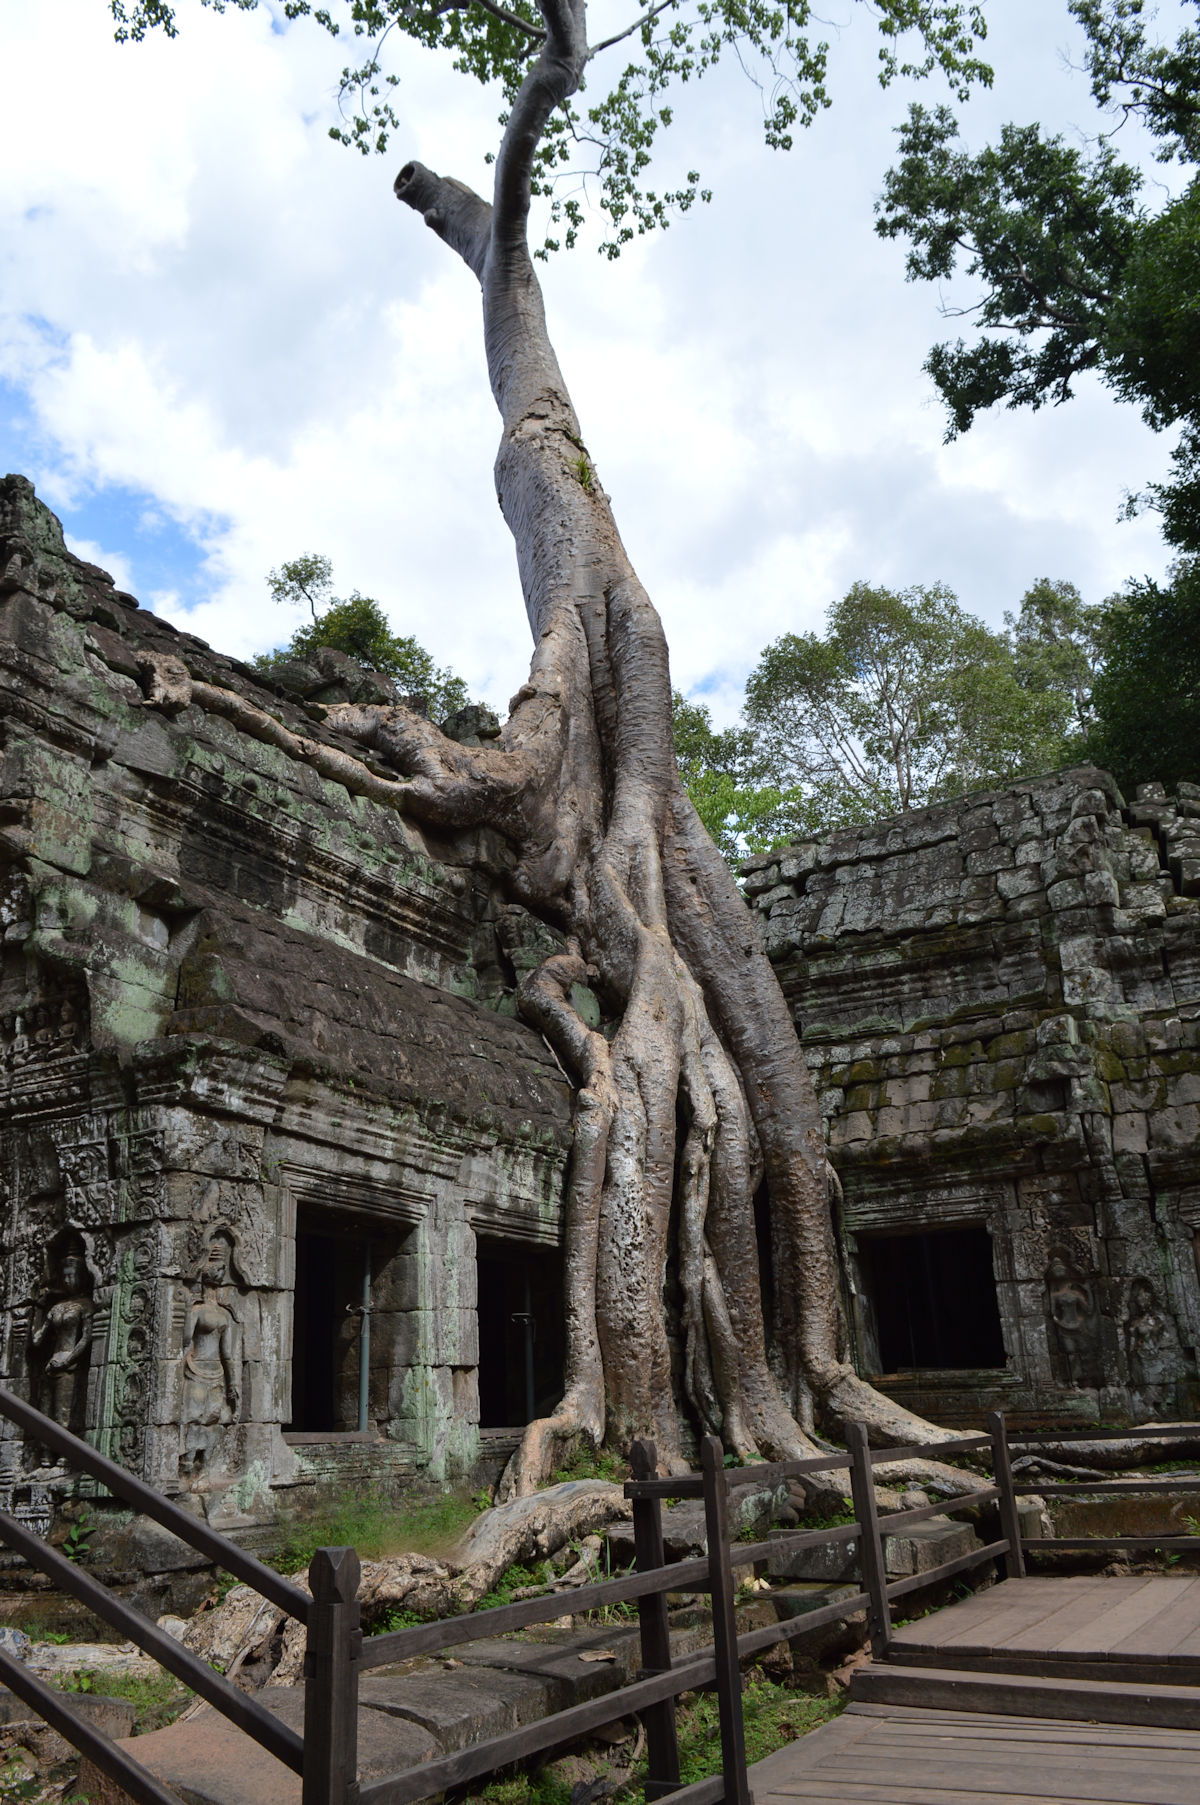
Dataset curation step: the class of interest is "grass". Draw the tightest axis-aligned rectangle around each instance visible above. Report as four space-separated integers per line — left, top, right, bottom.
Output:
800 1504 856 1530
549 1448 628 1486
49 1665 193 1738
676 1679 842 1779
277 1486 487 1573
475 1561 547 1612
465 1676 841 1805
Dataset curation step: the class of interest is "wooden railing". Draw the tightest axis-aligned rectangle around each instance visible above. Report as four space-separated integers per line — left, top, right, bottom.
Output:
0 1392 1028 1805
343 1415 1014 1805
1006 1420 1200 1556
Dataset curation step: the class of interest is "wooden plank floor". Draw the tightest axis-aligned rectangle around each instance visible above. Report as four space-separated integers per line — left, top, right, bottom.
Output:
748 1702 1200 1804
891 1576 1200 1667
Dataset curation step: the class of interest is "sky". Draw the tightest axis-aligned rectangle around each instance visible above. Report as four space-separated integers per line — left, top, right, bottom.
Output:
0 0 1189 723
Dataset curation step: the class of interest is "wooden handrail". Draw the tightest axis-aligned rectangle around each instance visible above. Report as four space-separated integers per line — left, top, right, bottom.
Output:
0 1508 304 1774
0 1384 309 1622
0 1642 184 1805
360 1551 711 1670
18 1387 1191 1805
1008 1423 1200 1444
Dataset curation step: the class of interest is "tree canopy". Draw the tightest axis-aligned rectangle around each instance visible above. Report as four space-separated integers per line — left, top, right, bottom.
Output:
1089 557 1200 794
257 554 471 721
668 575 1131 864
876 0 1200 551
741 580 1076 827
110 0 990 257
670 692 798 862
1006 577 1105 742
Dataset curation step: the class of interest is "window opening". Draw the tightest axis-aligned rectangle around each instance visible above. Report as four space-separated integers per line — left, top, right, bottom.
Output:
476 1240 564 1429
287 1213 402 1434
857 1224 1005 1372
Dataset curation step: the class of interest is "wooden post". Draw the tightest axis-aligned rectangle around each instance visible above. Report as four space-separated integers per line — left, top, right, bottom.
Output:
304 1545 361 1805
987 1409 1026 1580
846 1421 891 1661
630 1438 681 1800
700 1435 752 1805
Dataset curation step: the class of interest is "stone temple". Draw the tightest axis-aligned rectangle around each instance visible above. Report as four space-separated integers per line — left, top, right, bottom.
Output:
2 473 1199 1542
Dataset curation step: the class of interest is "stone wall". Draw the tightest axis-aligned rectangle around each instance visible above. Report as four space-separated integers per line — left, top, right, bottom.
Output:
744 768 1200 1428
0 476 572 1532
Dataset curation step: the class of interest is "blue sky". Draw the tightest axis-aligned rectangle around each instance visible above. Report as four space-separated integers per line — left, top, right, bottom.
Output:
0 0 1186 718
3 364 220 606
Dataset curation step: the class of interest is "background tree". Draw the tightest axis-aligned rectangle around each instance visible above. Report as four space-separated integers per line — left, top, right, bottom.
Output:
671 693 803 865
114 0 994 1490
742 580 1073 830
1007 577 1106 744
1089 559 1200 793
258 555 472 721
875 0 1200 552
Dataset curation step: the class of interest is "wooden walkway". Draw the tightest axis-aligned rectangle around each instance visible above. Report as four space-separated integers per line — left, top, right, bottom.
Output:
888 1575 1200 1683
746 1578 1200 1804
748 1702 1200 1805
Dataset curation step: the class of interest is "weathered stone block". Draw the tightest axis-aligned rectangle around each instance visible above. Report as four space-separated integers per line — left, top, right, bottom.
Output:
767 1529 859 1583
883 1515 980 1577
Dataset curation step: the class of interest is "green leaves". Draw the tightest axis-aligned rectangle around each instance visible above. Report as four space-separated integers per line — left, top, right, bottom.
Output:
876 2 1200 552
1088 558 1200 794
257 556 473 720
877 103 1144 433
112 0 990 259
739 579 1080 832
109 0 258 41
671 691 806 864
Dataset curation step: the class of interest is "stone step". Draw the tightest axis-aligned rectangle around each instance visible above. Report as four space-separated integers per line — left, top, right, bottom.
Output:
75 1621 641 1804
73 1583 867 1803
766 1514 980 1584
850 1660 1200 1730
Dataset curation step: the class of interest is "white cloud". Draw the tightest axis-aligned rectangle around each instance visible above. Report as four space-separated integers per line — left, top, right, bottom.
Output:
62 536 136 596
0 0 1183 728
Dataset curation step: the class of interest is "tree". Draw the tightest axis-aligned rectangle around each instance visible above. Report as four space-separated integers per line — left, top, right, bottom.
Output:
113 0 994 1490
743 580 1073 828
671 692 802 866
1089 560 1200 793
875 0 1200 551
1006 577 1106 744
258 555 472 722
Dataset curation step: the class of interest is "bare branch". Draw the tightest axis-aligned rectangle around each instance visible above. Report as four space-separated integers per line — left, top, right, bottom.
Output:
587 0 676 62
467 0 546 40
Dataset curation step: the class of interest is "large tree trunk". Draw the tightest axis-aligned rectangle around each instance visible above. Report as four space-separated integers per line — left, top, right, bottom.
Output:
376 0 957 1494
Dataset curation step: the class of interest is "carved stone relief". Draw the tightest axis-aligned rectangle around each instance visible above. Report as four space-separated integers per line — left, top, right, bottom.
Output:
1124 1276 1179 1404
28 1232 94 1436
179 1228 245 1484
1045 1250 1104 1390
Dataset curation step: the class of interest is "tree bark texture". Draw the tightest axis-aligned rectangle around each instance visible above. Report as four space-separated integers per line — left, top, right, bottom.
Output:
369 0 960 1494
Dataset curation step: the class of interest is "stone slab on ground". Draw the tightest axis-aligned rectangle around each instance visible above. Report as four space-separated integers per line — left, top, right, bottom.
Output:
358 1663 552 1750
26 1639 161 1681
769 1582 864 1621
882 1515 980 1577
767 1532 860 1584
78 1691 440 1805
451 1623 641 1700
0 1684 135 1739
767 1517 978 1584
606 1477 789 1565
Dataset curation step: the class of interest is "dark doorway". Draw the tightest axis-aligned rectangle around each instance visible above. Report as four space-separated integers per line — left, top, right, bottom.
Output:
476 1240 564 1428
287 1212 406 1434
857 1224 1005 1371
